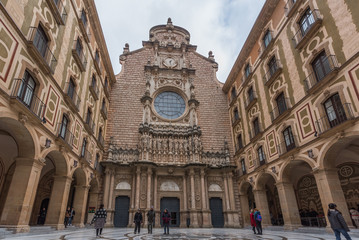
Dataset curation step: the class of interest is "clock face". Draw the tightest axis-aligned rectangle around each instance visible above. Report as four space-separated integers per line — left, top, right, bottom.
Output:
164 58 177 68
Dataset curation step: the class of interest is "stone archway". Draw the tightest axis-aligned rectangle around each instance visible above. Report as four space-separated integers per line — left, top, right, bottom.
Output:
281 159 324 228
238 181 255 227
255 173 282 227
86 178 100 224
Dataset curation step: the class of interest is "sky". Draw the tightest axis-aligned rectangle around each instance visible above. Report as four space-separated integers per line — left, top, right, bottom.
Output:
94 0 265 83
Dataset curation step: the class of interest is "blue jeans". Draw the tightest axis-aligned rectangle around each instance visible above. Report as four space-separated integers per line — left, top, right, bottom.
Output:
163 223 169 234
334 229 352 240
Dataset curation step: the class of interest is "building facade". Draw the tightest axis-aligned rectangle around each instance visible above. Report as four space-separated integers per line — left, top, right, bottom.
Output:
224 0 359 230
102 18 241 228
0 0 115 232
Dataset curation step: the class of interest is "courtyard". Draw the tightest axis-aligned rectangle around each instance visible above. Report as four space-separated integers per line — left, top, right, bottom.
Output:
1 227 359 240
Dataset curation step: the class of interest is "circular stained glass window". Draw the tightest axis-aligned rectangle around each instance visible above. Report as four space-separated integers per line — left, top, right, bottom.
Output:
154 91 185 119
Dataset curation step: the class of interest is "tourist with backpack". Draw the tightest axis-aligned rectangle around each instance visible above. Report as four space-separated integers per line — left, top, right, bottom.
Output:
249 209 257 234
254 208 262 235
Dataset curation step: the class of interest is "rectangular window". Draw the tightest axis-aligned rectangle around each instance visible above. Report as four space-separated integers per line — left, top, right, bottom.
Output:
34 25 48 57
324 93 347 128
95 50 100 64
263 30 272 48
257 146 266 165
312 51 331 82
76 38 83 56
81 10 88 28
231 87 237 100
237 134 243 150
59 115 69 139
268 56 277 77
283 126 295 151
253 118 260 136
86 109 92 124
245 64 251 78
241 159 246 174
276 92 287 115
299 8 315 36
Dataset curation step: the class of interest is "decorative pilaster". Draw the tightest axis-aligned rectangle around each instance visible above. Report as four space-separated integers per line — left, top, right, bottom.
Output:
189 168 199 227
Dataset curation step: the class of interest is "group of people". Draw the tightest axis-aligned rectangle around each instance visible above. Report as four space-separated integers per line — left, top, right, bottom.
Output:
64 207 76 227
249 204 353 240
133 207 171 235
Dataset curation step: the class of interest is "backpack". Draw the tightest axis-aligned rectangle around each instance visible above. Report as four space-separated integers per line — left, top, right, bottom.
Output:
256 214 262 221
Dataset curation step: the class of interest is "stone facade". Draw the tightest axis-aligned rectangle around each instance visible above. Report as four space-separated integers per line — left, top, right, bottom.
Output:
102 18 240 228
0 0 114 232
224 0 359 230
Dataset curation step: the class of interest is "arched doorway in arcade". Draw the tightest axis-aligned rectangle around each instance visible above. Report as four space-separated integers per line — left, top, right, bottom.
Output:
322 137 359 228
238 181 255 227
85 178 100 224
281 160 325 228
256 173 283 226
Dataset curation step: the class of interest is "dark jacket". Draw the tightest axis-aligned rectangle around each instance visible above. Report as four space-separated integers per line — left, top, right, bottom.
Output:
162 211 171 224
147 210 155 223
328 209 349 231
134 212 143 223
91 208 107 224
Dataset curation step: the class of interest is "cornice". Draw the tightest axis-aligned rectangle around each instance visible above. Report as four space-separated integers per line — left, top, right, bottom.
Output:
223 0 280 92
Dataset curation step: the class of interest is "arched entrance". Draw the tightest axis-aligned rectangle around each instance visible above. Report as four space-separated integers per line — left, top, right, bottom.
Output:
86 178 100 224
255 173 282 227
281 159 325 228
238 181 255 227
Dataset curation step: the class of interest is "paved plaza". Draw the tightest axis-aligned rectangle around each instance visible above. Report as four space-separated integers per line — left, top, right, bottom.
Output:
1 227 359 240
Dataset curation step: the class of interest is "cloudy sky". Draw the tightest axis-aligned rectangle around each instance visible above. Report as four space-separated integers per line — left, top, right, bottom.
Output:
94 0 265 83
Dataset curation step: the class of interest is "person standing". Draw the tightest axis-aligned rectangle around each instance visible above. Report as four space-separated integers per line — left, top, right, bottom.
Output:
68 207 75 226
64 207 71 228
328 203 352 240
249 209 257 234
162 208 171 235
134 208 143 234
91 204 107 237
37 207 47 225
253 208 262 235
147 206 155 234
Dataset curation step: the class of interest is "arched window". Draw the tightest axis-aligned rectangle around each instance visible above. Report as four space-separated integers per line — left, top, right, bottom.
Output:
18 70 36 107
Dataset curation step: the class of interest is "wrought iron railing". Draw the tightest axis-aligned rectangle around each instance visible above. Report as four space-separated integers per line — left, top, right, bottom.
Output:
263 60 282 85
28 27 57 73
270 98 290 122
277 135 298 156
303 55 339 92
10 78 46 120
315 103 354 135
292 9 322 47
64 82 81 111
56 122 74 146
245 91 257 108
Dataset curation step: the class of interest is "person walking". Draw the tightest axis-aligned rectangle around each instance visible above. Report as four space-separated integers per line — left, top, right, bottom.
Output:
328 203 352 240
64 207 71 228
254 208 263 235
250 209 257 234
68 207 75 226
147 206 155 234
134 208 143 234
91 204 107 237
162 208 171 235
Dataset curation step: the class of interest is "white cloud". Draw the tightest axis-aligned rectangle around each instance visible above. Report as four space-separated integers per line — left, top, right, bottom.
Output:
94 0 265 83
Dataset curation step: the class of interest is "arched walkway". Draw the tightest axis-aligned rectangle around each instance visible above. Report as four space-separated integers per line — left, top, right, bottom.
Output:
238 181 255 227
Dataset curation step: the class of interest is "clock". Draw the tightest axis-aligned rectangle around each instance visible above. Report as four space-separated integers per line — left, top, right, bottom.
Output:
163 58 177 68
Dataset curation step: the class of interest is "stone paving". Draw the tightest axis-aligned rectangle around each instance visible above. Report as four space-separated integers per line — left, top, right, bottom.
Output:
1 227 359 240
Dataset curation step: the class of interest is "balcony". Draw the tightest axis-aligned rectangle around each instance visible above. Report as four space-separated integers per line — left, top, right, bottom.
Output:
78 10 91 43
72 40 87 72
284 0 302 18
84 115 95 134
98 134 104 149
258 31 274 59
27 27 57 74
249 125 262 141
100 105 108 120
81 149 93 165
89 82 99 101
263 61 283 86
270 98 291 123
292 9 322 49
303 55 339 94
55 122 74 148
277 135 299 156
315 103 355 136
245 91 257 110
63 82 81 112
10 79 46 122
46 0 67 25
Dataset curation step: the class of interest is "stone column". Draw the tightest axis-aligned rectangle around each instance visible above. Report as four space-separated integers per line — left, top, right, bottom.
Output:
223 173 233 227
0 158 45 233
313 168 353 228
144 167 152 226
239 193 250 227
106 170 115 227
72 185 90 227
153 172 159 227
103 169 111 209
135 166 141 210
129 173 136 227
253 189 271 227
181 173 188 228
276 181 301 230
227 172 240 227
200 169 211 227
223 175 230 211
45 175 72 229
189 168 199 227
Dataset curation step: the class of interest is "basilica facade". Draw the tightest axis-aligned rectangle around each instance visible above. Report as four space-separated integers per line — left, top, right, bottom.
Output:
102 18 240 228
